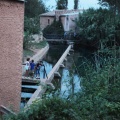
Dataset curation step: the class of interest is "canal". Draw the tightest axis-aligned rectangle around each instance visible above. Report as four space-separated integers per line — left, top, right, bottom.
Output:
21 44 93 108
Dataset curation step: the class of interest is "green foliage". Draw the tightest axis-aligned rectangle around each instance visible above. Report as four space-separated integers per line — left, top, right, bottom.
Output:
30 40 47 49
74 0 79 9
56 0 68 9
23 31 31 49
75 48 120 119
5 6 120 119
76 8 120 47
24 0 48 49
23 49 34 58
4 98 79 120
98 0 120 10
24 0 48 34
43 20 64 35
24 16 40 34
25 0 48 18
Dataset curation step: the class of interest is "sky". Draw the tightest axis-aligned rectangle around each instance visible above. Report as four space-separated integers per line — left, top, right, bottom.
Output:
43 0 100 10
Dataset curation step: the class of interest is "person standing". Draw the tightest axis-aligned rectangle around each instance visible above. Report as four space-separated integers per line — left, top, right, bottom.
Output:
24 58 30 77
30 60 35 78
35 63 40 79
40 61 47 79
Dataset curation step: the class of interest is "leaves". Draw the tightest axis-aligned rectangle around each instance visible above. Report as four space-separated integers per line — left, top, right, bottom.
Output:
56 0 68 9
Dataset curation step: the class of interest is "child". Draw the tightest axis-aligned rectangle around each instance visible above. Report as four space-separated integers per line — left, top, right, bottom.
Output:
30 60 35 78
35 63 40 79
24 58 30 77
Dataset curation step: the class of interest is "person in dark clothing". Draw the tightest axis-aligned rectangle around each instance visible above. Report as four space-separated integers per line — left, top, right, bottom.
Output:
30 60 35 78
35 63 40 79
39 61 48 79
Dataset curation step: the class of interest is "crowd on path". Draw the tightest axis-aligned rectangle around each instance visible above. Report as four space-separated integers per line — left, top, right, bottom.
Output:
24 58 47 79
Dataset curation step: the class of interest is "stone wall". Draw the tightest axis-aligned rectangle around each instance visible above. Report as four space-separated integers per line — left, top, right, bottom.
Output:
0 0 24 112
40 16 55 30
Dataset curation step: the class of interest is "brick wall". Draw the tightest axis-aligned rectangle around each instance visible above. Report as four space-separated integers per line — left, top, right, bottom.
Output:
0 0 24 112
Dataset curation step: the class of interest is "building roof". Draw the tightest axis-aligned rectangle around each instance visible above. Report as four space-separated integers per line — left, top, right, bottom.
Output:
40 11 55 17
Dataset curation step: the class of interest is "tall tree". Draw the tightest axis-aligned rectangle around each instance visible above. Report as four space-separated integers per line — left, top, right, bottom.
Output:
56 0 68 9
98 0 120 13
25 0 48 18
75 8 120 46
74 0 79 9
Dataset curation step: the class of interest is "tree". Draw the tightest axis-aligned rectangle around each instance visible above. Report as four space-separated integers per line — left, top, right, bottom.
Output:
25 0 48 18
4 98 80 120
74 0 79 9
24 0 48 34
56 0 68 9
43 20 64 39
98 0 120 13
75 8 120 47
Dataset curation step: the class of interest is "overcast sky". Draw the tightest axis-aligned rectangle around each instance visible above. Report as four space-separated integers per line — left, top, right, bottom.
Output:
43 0 100 10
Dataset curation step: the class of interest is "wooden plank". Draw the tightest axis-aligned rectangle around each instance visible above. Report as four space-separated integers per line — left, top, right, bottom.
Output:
22 79 40 85
22 87 36 93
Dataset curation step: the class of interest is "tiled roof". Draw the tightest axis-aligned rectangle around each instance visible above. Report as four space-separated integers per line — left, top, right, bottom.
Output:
40 11 55 17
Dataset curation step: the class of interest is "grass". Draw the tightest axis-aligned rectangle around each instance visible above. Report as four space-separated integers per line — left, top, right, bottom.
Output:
23 40 48 60
23 49 34 58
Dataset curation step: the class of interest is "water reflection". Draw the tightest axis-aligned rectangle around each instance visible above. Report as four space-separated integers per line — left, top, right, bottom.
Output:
43 45 82 97
60 69 81 97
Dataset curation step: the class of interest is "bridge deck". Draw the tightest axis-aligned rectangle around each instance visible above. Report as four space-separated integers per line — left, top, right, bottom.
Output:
22 77 40 85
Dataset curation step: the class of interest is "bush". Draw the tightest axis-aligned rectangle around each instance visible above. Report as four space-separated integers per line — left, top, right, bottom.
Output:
4 98 79 120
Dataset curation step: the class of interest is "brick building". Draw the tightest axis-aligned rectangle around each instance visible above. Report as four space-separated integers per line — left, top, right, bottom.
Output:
0 0 24 112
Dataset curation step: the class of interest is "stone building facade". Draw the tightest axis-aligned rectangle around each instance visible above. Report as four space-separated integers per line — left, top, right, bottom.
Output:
0 0 24 112
40 9 83 32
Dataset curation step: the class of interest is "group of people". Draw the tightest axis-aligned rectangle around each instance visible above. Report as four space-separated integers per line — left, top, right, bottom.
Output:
24 58 47 79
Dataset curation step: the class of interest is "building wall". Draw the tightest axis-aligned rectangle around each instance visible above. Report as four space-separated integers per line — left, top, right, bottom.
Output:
55 9 80 21
40 9 81 32
60 16 66 31
0 0 24 112
61 14 78 32
68 14 79 31
40 16 55 30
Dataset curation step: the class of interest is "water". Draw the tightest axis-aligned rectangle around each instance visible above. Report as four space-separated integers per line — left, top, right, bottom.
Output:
42 44 94 98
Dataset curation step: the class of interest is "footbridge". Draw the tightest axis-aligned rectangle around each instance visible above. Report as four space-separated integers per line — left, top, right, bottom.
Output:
25 43 74 106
